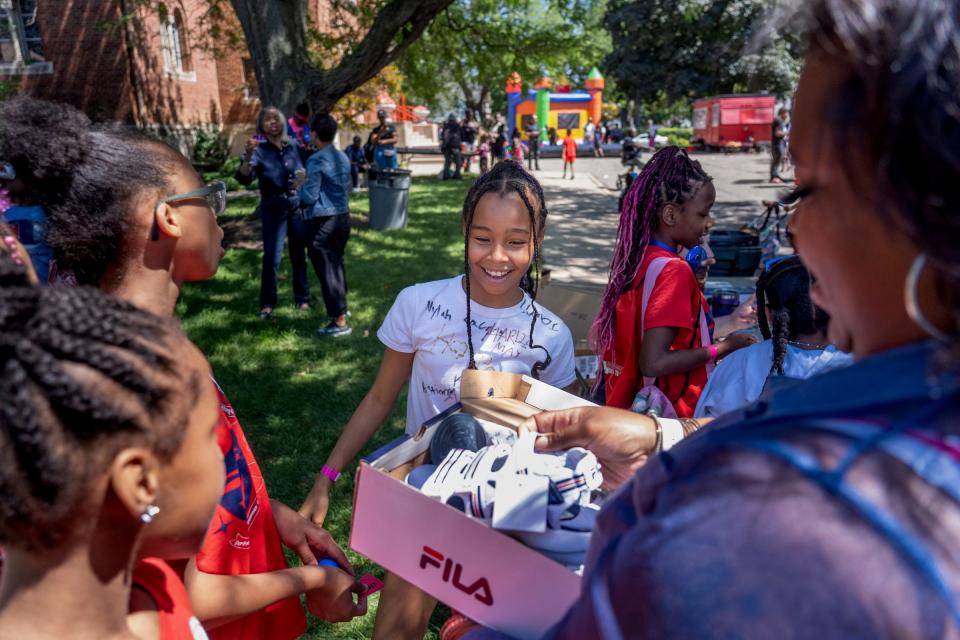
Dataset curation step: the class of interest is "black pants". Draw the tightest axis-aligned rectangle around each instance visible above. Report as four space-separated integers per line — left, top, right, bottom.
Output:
527 137 540 170
443 148 462 179
770 144 783 180
303 213 350 318
259 195 310 308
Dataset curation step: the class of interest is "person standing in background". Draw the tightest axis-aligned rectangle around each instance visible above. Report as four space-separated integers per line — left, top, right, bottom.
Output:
524 115 542 171
562 128 577 180
770 108 789 183
492 124 507 164
478 133 491 175
440 115 463 180
461 109 478 173
236 106 312 320
287 102 312 153
345 135 367 193
299 113 353 337
371 110 399 172
595 122 605 157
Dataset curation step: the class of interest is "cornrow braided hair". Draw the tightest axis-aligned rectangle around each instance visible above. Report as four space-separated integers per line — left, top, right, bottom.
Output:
756 256 830 376
591 147 711 375
0 252 196 552
460 160 551 379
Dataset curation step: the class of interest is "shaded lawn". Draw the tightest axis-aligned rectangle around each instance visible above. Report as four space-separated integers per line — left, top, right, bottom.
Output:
178 176 475 638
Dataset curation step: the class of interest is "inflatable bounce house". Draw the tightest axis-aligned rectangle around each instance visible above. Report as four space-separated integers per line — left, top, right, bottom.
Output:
505 67 605 143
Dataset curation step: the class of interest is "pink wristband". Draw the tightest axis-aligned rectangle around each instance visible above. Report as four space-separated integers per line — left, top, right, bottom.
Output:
320 465 341 483
708 344 719 361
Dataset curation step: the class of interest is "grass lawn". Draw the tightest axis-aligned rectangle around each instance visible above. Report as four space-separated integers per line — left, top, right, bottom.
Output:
179 174 475 638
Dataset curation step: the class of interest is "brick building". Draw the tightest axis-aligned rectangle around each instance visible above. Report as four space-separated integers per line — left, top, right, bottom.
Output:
0 0 262 150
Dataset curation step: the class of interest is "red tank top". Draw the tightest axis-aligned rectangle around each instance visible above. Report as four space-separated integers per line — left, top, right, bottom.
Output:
132 558 208 639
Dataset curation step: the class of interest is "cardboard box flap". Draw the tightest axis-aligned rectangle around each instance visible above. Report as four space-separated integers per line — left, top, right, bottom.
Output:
460 397 541 429
520 375 595 411
459 369 527 400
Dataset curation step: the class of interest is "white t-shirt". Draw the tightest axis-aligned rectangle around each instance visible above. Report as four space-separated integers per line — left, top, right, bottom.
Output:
694 339 853 418
378 276 577 434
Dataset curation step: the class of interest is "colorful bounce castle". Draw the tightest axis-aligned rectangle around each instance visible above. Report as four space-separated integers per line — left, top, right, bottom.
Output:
505 68 605 143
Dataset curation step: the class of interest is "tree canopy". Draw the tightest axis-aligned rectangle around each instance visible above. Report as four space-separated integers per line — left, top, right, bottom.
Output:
178 0 455 114
396 0 611 121
604 0 800 112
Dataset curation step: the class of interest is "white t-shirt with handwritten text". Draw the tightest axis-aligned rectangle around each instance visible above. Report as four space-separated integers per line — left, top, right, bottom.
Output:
378 276 577 434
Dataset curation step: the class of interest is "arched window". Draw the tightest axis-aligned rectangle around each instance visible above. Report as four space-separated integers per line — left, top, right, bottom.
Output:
160 6 194 79
0 0 51 74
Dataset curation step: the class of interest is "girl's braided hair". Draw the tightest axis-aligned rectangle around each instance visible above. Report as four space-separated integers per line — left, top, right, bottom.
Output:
0 248 197 552
591 147 711 368
460 160 551 378
756 256 830 375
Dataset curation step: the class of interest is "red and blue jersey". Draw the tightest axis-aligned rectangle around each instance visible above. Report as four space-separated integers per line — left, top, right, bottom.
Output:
196 381 306 640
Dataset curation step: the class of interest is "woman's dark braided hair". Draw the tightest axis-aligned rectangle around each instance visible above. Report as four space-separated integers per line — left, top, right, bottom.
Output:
756 256 830 376
460 160 551 378
0 247 197 552
0 97 182 286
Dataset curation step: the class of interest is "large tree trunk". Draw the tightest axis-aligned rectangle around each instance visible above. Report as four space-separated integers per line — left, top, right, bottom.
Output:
230 0 453 114
459 81 491 122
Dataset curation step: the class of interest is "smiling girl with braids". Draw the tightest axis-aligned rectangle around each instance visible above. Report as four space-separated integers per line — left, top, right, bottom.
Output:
695 256 851 417
0 243 225 639
594 146 755 417
300 159 575 637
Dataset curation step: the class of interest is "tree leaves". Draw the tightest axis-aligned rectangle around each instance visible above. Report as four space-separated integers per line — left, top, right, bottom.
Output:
397 0 612 120
604 0 800 109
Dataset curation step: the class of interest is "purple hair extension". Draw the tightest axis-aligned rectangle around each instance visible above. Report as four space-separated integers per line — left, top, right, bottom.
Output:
591 147 711 385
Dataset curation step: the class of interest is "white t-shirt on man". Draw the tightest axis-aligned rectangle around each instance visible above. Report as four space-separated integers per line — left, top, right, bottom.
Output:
377 276 577 434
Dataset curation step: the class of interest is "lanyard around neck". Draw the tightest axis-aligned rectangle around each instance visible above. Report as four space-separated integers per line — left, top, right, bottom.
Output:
649 239 677 253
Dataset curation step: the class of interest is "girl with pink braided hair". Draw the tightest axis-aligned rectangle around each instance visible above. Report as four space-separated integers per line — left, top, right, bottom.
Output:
593 146 755 416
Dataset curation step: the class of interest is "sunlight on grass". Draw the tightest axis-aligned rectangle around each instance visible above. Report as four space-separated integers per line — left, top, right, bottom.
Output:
178 176 473 638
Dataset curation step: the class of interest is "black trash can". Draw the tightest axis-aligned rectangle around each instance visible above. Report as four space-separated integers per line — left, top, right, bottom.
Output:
369 169 412 230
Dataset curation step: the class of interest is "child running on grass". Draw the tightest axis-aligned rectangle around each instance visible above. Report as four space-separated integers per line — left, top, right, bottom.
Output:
299 159 577 638
593 146 755 418
0 96 367 639
0 241 224 640
562 128 577 180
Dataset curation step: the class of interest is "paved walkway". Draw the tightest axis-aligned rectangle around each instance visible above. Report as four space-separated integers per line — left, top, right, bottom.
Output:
404 153 794 288
539 153 794 287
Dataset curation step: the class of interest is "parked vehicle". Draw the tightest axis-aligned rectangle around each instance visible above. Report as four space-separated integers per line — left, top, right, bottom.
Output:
692 94 776 151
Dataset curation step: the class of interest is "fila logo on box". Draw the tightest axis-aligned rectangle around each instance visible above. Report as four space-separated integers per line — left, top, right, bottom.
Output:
419 545 494 606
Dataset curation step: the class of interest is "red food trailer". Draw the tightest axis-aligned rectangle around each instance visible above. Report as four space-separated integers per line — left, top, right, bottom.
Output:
692 93 776 150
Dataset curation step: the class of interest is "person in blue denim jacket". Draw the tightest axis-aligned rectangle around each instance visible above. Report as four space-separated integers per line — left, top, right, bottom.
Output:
451 0 960 638
236 106 312 320
299 113 353 337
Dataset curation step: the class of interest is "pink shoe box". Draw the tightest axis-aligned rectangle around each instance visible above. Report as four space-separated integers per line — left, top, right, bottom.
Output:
350 369 595 639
